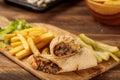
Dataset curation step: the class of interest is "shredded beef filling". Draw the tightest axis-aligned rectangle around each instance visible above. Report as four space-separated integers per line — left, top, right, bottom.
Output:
54 42 75 57
35 56 61 74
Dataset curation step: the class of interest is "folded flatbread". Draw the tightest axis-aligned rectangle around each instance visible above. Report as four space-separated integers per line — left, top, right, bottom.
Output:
50 35 81 58
31 48 97 74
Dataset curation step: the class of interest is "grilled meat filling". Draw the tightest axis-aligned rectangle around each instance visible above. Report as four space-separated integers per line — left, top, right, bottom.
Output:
54 42 78 57
35 56 61 74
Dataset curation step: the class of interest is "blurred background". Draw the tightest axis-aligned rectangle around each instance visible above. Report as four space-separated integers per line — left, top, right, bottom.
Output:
0 0 120 35
0 0 120 80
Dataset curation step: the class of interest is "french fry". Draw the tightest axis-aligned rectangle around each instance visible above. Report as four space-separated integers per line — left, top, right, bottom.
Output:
31 37 42 44
11 36 39 43
11 42 22 47
15 31 28 37
17 34 29 50
4 34 16 39
9 45 24 55
40 32 55 41
114 51 120 57
78 38 93 49
109 52 120 62
36 39 52 50
14 27 47 38
28 28 48 36
95 41 119 53
79 34 119 53
15 49 31 59
33 32 55 44
27 37 40 56
20 27 48 33
42 48 49 54
28 31 43 36
11 36 20 42
79 34 95 46
95 51 110 61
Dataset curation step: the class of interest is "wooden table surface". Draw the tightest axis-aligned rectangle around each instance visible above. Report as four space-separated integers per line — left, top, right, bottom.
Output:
0 0 120 80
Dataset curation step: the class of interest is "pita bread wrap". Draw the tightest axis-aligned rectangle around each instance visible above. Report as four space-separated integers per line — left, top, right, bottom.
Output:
29 35 97 74
50 35 81 58
31 48 97 74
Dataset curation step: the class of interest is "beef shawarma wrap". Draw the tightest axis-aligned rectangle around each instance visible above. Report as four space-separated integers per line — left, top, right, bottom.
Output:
30 48 97 74
50 35 81 58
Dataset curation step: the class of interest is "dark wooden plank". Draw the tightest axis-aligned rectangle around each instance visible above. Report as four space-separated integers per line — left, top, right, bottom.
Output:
0 0 120 80
0 54 39 80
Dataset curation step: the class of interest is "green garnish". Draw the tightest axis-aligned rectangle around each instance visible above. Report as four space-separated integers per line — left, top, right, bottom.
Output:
0 19 31 42
0 43 6 48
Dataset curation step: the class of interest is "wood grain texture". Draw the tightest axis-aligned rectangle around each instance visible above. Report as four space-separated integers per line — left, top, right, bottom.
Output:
0 0 120 80
0 21 120 80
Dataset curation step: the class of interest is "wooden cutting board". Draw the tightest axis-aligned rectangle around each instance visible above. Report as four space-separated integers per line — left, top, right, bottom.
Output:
0 16 119 80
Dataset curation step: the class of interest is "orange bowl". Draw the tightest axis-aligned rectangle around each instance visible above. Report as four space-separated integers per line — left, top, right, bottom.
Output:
86 0 120 25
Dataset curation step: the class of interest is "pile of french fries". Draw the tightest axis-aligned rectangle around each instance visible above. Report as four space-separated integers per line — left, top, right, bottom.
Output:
78 34 120 63
4 27 54 59
92 0 120 5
